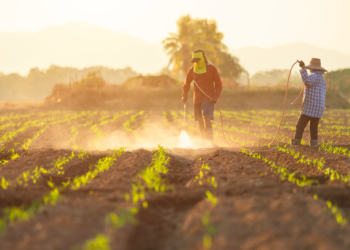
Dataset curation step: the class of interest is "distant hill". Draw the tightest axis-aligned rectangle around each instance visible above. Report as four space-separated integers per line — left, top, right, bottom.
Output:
230 42 350 74
0 22 168 75
1 22 350 76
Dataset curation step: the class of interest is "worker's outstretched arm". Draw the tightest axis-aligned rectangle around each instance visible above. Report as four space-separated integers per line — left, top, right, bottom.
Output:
300 68 319 88
213 67 223 100
182 68 193 102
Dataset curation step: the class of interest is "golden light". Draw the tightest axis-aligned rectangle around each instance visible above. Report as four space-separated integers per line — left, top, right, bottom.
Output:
178 130 193 148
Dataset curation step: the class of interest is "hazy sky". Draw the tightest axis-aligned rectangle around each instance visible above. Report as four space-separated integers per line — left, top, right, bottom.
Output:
0 0 350 54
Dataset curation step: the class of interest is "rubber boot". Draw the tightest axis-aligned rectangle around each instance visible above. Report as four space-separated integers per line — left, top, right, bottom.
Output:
290 139 301 146
309 140 318 147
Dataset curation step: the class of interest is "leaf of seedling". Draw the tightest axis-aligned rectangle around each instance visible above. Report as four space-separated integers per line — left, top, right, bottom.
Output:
142 201 148 208
205 191 217 207
327 201 332 208
62 180 70 188
47 181 55 188
205 225 217 235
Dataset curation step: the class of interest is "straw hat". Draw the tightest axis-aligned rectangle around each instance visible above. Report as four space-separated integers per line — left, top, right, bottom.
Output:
305 58 327 72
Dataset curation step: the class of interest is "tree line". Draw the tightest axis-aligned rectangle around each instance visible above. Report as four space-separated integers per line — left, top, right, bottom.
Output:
0 65 137 101
249 68 350 98
326 69 350 95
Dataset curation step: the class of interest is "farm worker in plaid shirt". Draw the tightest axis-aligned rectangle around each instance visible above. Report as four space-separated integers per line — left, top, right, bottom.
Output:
291 58 327 147
182 50 223 146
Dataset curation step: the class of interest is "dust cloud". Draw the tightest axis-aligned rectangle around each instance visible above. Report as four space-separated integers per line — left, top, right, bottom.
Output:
29 116 213 152
93 119 205 151
28 113 258 152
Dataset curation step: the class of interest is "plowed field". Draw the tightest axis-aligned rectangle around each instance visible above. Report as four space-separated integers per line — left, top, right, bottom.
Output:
1 109 350 250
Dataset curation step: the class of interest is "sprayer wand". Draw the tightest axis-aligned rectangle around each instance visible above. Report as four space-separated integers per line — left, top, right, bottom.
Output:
182 103 186 130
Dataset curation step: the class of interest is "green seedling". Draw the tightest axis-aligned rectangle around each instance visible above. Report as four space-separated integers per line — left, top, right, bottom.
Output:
82 234 111 250
205 191 217 207
201 212 217 249
1 177 9 189
325 200 348 226
128 145 172 205
106 207 138 229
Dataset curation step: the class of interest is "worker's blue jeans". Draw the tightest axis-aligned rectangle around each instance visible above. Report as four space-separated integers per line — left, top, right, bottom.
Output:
294 114 320 140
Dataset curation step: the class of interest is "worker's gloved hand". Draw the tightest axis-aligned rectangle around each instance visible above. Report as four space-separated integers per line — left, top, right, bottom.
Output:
299 60 305 68
182 97 187 104
209 99 217 104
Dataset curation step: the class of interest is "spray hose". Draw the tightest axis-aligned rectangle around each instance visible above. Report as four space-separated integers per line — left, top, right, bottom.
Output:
172 60 302 155
268 61 302 145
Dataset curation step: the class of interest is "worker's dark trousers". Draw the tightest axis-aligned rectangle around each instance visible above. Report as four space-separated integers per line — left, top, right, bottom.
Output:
294 114 320 140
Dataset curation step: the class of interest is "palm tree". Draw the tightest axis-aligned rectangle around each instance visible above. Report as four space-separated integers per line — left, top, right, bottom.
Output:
162 15 227 76
162 15 193 76
192 19 227 63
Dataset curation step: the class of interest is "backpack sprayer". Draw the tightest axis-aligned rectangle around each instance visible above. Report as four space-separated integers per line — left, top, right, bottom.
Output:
172 60 303 155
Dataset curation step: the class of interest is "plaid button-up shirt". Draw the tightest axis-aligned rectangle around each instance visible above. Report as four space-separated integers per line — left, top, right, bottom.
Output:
299 68 326 118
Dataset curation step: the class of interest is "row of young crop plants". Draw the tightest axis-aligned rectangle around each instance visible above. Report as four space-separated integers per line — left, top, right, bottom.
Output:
0 109 349 247
0 146 125 232
0 110 155 249
0 111 94 165
167 110 350 244
160 110 350 179
220 110 350 139
176 110 349 227
202 116 350 238
169 109 350 245
216 121 350 184
211 122 349 226
212 124 349 225
241 147 348 226
192 160 219 249
0 110 151 168
83 145 220 250
0 110 152 190
225 109 349 129
214 112 350 159
0 110 133 189
0 110 146 194
0 109 150 147
81 145 174 250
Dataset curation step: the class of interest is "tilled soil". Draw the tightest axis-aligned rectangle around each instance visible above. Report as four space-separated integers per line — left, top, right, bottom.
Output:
1 110 350 249
1 149 350 250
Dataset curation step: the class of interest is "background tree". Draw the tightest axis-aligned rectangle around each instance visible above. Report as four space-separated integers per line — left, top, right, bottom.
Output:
162 15 241 78
162 15 194 76
216 52 244 80
326 69 350 94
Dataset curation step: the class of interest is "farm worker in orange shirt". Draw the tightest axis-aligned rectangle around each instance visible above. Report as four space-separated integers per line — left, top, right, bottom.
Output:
182 50 223 146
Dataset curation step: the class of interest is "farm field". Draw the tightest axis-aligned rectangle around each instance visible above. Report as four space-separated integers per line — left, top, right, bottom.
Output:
1 108 350 249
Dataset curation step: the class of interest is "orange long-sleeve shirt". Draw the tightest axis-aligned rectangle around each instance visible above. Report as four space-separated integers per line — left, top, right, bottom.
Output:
182 64 223 104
